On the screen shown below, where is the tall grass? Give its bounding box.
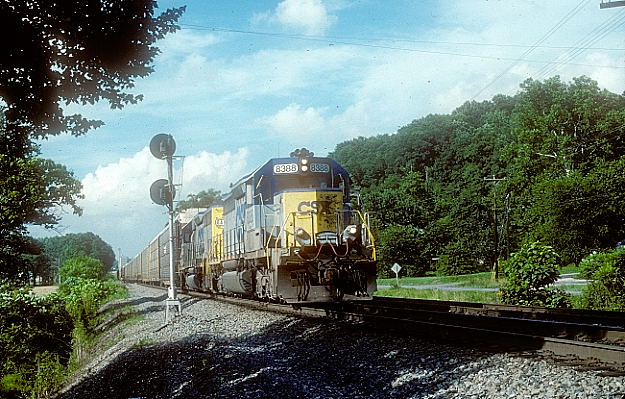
[378,272,500,288]
[374,287,501,303]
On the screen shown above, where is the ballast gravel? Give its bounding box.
[59,284,624,399]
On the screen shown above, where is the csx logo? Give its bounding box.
[297,200,331,215]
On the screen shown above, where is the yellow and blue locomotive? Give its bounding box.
[123,148,377,303]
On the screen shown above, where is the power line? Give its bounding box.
[535,7,625,79]
[470,0,588,100]
[179,24,625,69]
[180,23,625,51]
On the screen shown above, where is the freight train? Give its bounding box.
[121,149,377,303]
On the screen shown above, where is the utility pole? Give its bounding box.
[484,175,506,279]
[600,1,625,8]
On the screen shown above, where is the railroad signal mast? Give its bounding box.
[149,134,181,320]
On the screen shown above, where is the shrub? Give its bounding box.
[376,225,431,277]
[579,251,625,311]
[61,278,124,329]
[436,241,480,276]
[578,248,624,279]
[59,255,105,283]
[0,288,73,398]
[499,241,572,308]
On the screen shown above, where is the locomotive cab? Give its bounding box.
[220,148,377,302]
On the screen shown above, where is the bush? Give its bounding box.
[0,257,126,398]
[436,241,480,276]
[59,255,105,282]
[579,251,625,311]
[578,247,624,279]
[0,288,73,398]
[376,225,431,277]
[499,241,572,308]
[61,278,124,330]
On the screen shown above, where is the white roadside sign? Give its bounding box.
[391,263,401,286]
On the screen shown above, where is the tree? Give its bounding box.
[0,1,184,283]
[503,76,625,262]
[376,224,430,277]
[331,75,624,281]
[175,189,222,213]
[40,232,116,276]
[0,1,185,148]
[0,154,83,284]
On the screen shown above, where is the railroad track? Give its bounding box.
[302,297,625,370]
[151,285,625,370]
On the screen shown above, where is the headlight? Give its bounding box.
[300,158,310,172]
[295,228,312,246]
[342,225,360,243]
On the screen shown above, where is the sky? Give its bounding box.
[31,0,625,261]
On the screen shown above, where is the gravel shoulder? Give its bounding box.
[58,284,624,399]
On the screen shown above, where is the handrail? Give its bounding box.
[354,210,376,261]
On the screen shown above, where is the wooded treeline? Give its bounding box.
[331,76,625,277]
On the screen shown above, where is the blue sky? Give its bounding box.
[32,0,625,260]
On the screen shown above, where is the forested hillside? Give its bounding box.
[331,76,625,277]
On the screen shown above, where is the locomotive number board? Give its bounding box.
[310,163,330,173]
[273,163,299,174]
[273,163,330,174]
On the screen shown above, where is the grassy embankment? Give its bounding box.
[375,267,583,304]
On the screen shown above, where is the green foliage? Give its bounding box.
[436,241,482,276]
[40,232,116,274]
[0,155,82,284]
[376,224,430,277]
[1,1,185,143]
[503,76,625,263]
[332,75,625,297]
[0,1,184,284]
[59,256,125,331]
[579,250,625,311]
[62,278,124,330]
[175,189,222,213]
[499,241,572,308]
[0,256,126,398]
[59,255,106,283]
[578,248,624,279]
[29,352,66,399]
[0,288,73,398]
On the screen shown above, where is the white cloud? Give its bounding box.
[46,147,249,255]
[80,147,248,217]
[276,0,336,35]
[255,0,336,35]
[261,103,326,138]
[179,148,249,197]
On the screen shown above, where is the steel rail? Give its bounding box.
[138,284,625,369]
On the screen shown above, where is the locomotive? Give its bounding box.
[121,148,377,302]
